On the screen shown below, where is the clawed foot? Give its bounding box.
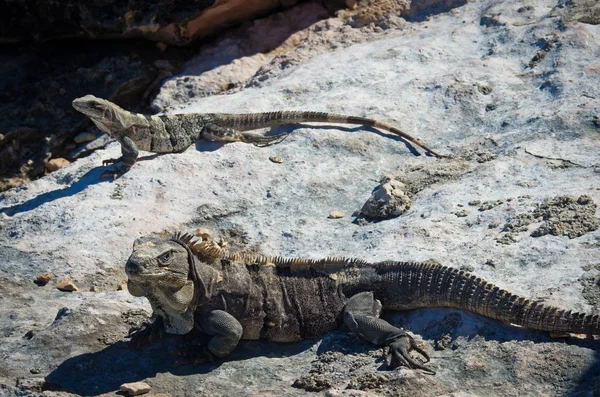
[128,316,164,349]
[102,157,121,166]
[100,158,127,180]
[385,333,435,375]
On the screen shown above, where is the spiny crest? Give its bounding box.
[171,231,224,263]
[228,253,370,276]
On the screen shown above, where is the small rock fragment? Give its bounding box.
[74,131,97,144]
[56,279,78,292]
[34,273,53,286]
[269,156,283,164]
[455,209,469,217]
[120,381,151,396]
[360,177,411,220]
[46,158,70,172]
[328,210,345,219]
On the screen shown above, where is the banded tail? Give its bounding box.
[379,261,600,335]
[208,111,444,158]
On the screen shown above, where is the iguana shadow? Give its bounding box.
[44,333,314,396]
[0,154,154,216]
[0,124,425,217]
[45,308,599,396]
[193,124,426,157]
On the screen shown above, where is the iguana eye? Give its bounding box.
[158,250,172,265]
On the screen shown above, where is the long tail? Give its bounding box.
[378,261,600,335]
[208,111,444,158]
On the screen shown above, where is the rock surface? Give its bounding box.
[0,0,331,46]
[1,0,600,396]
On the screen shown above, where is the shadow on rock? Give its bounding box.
[0,154,159,216]
[44,335,315,396]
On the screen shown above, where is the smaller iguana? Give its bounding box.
[125,232,599,374]
[72,95,444,178]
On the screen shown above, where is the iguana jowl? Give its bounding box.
[125,233,600,374]
[72,95,444,176]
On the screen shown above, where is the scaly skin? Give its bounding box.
[72,95,445,178]
[125,232,599,374]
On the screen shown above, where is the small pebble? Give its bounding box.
[34,273,53,286]
[120,381,151,396]
[56,279,78,292]
[328,210,345,219]
[269,156,283,164]
[455,209,469,217]
[46,158,70,172]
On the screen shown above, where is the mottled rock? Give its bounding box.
[2,0,330,46]
[360,177,411,220]
[16,377,45,392]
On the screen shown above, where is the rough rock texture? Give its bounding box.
[1,0,600,396]
[360,161,470,220]
[0,0,327,46]
[0,44,175,192]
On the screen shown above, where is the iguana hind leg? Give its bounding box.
[343,292,434,374]
[202,124,288,146]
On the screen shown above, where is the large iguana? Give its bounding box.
[125,233,599,374]
[72,95,444,177]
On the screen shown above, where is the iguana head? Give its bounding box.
[72,95,131,136]
[126,235,214,334]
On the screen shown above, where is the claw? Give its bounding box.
[386,334,435,375]
[100,162,128,181]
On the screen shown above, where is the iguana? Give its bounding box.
[72,95,444,177]
[125,232,599,374]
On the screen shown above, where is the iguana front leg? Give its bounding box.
[202,124,289,146]
[343,292,434,374]
[101,136,139,179]
[128,314,165,348]
[197,308,243,358]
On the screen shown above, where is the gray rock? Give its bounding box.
[1,0,600,395]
